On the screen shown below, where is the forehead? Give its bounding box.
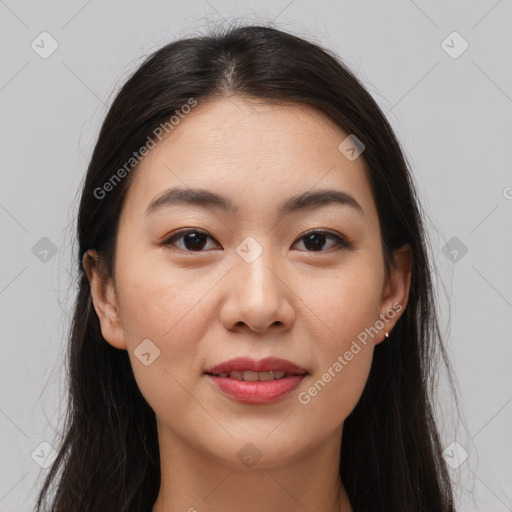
[152,97,351,169]
[122,97,378,227]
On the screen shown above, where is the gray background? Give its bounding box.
[1,1,511,510]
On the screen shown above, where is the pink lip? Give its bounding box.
[204,357,308,404]
[205,374,307,404]
[204,357,307,375]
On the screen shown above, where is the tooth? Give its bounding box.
[242,371,259,382]
[223,370,290,381]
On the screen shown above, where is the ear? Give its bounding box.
[375,243,413,345]
[82,250,127,350]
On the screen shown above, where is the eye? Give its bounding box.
[161,229,219,252]
[160,228,354,253]
[292,230,354,252]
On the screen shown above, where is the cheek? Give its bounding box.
[115,264,213,425]
[298,257,383,348]
[291,262,381,421]
[113,252,221,396]
[295,330,374,437]
[115,248,218,344]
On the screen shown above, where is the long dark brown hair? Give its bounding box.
[35,22,459,511]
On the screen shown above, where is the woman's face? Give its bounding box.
[86,96,411,469]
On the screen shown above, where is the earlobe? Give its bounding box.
[376,243,413,344]
[82,250,127,350]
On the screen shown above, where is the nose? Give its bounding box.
[219,244,295,334]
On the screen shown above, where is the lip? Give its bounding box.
[204,357,308,404]
[204,357,307,375]
[205,374,307,404]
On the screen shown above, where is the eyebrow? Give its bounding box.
[145,186,364,218]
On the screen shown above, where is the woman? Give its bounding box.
[35,23,458,512]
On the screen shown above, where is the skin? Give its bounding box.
[84,96,412,512]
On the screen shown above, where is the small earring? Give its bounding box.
[384,332,389,338]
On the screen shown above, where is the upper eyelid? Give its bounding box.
[165,227,344,239]
[163,228,351,247]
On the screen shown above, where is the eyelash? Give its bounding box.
[160,228,355,253]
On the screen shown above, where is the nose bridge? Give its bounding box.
[222,235,293,332]
[236,236,281,302]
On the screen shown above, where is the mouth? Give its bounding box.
[205,369,305,381]
[204,357,309,404]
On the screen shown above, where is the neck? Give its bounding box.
[151,422,353,512]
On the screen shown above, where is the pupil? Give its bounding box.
[304,233,326,251]
[184,233,206,251]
